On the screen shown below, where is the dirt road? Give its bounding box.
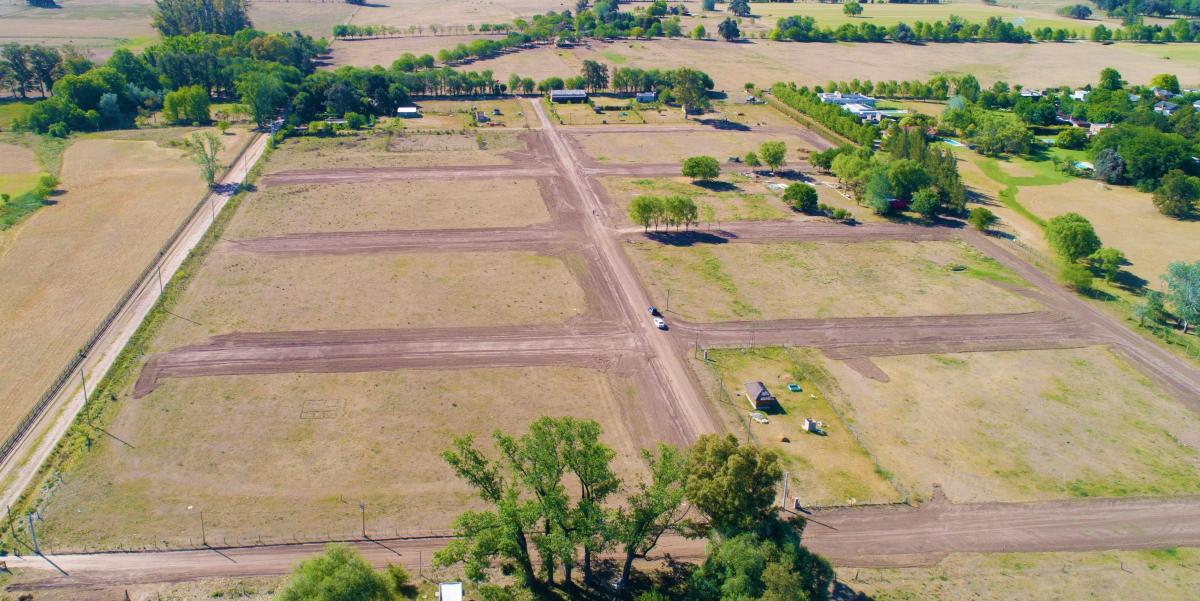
[0,133,270,517]
[259,165,557,186]
[228,225,566,254]
[10,495,1200,587]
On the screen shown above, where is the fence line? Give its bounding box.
[0,134,260,468]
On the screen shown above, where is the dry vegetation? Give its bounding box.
[0,0,157,58]
[571,129,818,164]
[694,346,899,506]
[227,178,551,238]
[837,547,1200,601]
[823,347,1200,503]
[601,176,792,225]
[0,127,251,441]
[265,130,524,171]
[148,249,589,351]
[0,143,41,199]
[406,99,534,129]
[36,366,652,548]
[625,239,1040,321]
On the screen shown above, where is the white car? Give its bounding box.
[750,412,769,425]
[653,316,668,330]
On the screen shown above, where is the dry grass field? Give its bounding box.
[265,130,523,171]
[0,0,157,58]
[36,366,652,548]
[0,126,251,442]
[601,176,792,225]
[407,98,534,129]
[3,575,286,601]
[573,130,818,164]
[730,0,1103,32]
[0,143,40,199]
[248,1,356,38]
[226,179,550,238]
[625,239,1040,321]
[403,38,1200,94]
[823,347,1200,503]
[838,547,1200,601]
[148,250,588,351]
[696,347,899,506]
[345,0,570,29]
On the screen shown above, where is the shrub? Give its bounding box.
[1055,127,1087,150]
[345,111,367,129]
[968,206,998,230]
[1060,261,1094,292]
[162,85,211,125]
[682,155,720,180]
[782,182,818,213]
[1046,212,1101,262]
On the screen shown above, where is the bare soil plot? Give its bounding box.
[35,366,653,548]
[624,239,1041,322]
[694,347,899,506]
[0,130,241,441]
[249,1,355,38]
[4,575,284,601]
[600,176,791,225]
[822,347,1200,503]
[436,38,1200,93]
[837,548,1200,601]
[571,129,819,164]
[550,101,644,126]
[149,249,590,351]
[264,130,523,171]
[225,178,551,238]
[0,143,40,199]
[1019,179,1200,285]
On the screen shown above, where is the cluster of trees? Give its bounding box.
[1089,18,1200,42]
[771,83,879,147]
[941,101,1036,156]
[628,194,700,231]
[768,14,1044,43]
[1091,0,1200,18]
[0,44,94,99]
[331,24,405,39]
[1044,212,1133,291]
[14,30,323,135]
[151,0,251,36]
[430,417,834,599]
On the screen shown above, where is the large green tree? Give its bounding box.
[236,71,287,128]
[276,544,391,601]
[152,0,252,36]
[718,18,741,41]
[682,155,721,181]
[185,131,223,186]
[671,67,711,116]
[1163,261,1200,333]
[1153,169,1200,218]
[163,84,210,124]
[684,434,782,537]
[1046,212,1102,262]
[759,141,787,173]
[613,444,689,590]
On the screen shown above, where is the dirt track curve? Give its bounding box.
[9,495,1200,587]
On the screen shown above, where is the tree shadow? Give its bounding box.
[645,230,730,246]
[694,180,738,192]
[696,118,750,131]
[1112,269,1149,291]
[832,580,876,601]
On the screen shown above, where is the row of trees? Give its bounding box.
[151,0,251,36]
[769,14,1039,43]
[628,194,700,231]
[0,44,92,99]
[771,83,879,147]
[429,417,834,599]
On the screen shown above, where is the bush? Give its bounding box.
[1055,127,1087,150]
[782,182,818,213]
[345,111,367,129]
[1046,212,1101,262]
[744,151,760,167]
[968,206,998,230]
[1060,261,1094,292]
[162,85,211,125]
[910,187,940,219]
[681,155,720,180]
[1153,170,1200,218]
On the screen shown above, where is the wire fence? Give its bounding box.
[0,134,260,469]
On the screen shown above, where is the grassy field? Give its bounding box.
[601,176,792,225]
[838,547,1200,601]
[36,366,653,548]
[227,178,551,238]
[736,1,1096,32]
[822,347,1200,503]
[0,100,33,129]
[0,143,40,199]
[0,126,252,443]
[5,574,286,601]
[249,0,356,38]
[405,98,534,129]
[697,347,899,506]
[148,249,589,351]
[266,130,524,171]
[571,129,819,164]
[625,239,1040,321]
[0,0,158,59]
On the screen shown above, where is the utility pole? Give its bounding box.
[359,501,366,539]
[781,472,790,508]
[6,505,16,557]
[200,510,207,546]
[79,368,89,402]
[26,513,38,555]
[157,264,164,295]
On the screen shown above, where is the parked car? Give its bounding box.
[750,412,769,425]
[653,316,668,330]
[648,306,660,316]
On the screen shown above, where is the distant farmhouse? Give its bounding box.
[550,89,588,103]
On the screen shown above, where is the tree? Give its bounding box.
[1098,67,1124,91]
[843,1,863,17]
[744,151,760,167]
[865,168,894,215]
[345,111,367,129]
[671,68,711,116]
[691,24,707,39]
[885,159,930,201]
[1,44,33,98]
[1046,212,1102,262]
[629,195,662,231]
[718,18,741,41]
[613,444,689,590]
[1163,261,1200,332]
[152,0,252,36]
[558,418,620,583]
[728,0,750,17]
[186,131,223,187]
[968,206,998,231]
[1150,73,1181,94]
[1133,290,1168,326]
[1094,147,1125,184]
[276,544,390,601]
[666,194,699,229]
[682,155,720,181]
[1153,170,1200,218]
[783,183,818,213]
[758,141,786,173]
[581,60,609,91]
[236,71,287,128]
[685,434,782,537]
[1056,127,1087,150]
[1060,261,1094,292]
[910,187,941,219]
[162,84,210,124]
[1060,3,1093,19]
[688,531,833,601]
[1089,247,1125,282]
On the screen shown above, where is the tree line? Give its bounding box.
[0,44,93,99]
[770,83,879,147]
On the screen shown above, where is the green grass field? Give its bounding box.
[0,100,33,129]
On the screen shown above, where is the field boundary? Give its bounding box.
[764,94,857,148]
[0,132,259,467]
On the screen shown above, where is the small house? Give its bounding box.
[636,91,657,103]
[475,111,490,123]
[396,106,420,118]
[438,583,463,601]
[802,418,820,433]
[1153,87,1178,100]
[550,89,588,103]
[1088,122,1112,137]
[1019,88,1042,98]
[744,382,776,411]
[1071,89,1089,102]
[1154,101,1179,116]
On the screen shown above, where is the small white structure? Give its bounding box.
[1071,89,1090,102]
[1019,88,1042,98]
[1088,122,1113,137]
[439,582,464,601]
[396,106,420,118]
[802,418,820,433]
[817,91,876,107]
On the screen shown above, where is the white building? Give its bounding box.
[818,91,877,107]
[1071,89,1090,102]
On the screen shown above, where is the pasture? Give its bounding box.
[600,176,792,225]
[570,129,818,164]
[265,130,526,171]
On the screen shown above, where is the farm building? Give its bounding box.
[1154,101,1179,116]
[744,382,777,410]
[636,91,657,103]
[551,89,588,103]
[396,106,420,118]
[817,91,876,107]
